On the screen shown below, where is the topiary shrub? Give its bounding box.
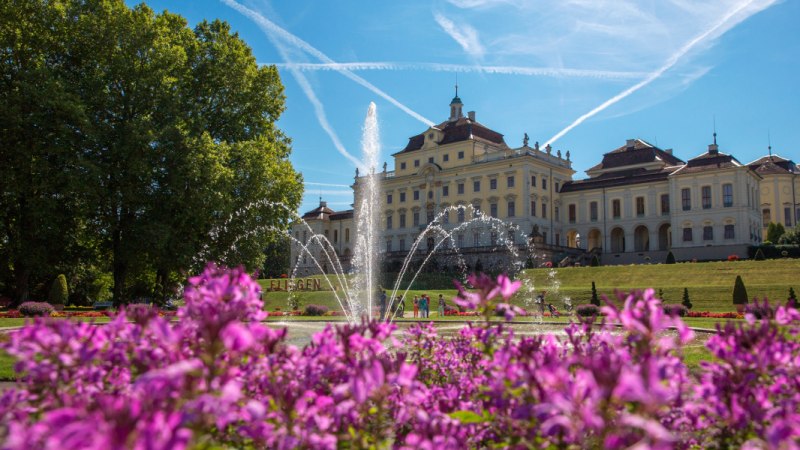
[733,275,748,312]
[48,274,68,305]
[590,255,600,267]
[754,248,765,261]
[663,304,688,317]
[19,302,55,317]
[303,304,329,316]
[575,304,600,318]
[682,287,693,310]
[665,251,676,264]
[788,287,797,309]
[590,281,600,306]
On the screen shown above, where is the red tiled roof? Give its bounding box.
[587,139,684,172]
[396,117,505,154]
[560,167,675,192]
[747,154,797,174]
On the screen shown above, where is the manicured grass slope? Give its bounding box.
[519,260,800,312]
[260,260,800,313]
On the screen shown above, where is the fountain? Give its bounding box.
[202,102,561,324]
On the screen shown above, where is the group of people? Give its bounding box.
[376,291,448,320]
[411,294,446,318]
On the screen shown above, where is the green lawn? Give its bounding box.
[260,259,800,313]
[519,259,800,312]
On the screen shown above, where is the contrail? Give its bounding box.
[303,189,354,196]
[544,0,776,147]
[273,62,646,80]
[305,182,352,188]
[220,0,435,128]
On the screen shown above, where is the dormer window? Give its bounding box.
[428,132,434,140]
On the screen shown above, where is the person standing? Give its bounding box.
[413,295,419,318]
[379,290,387,321]
[419,295,428,319]
[438,294,446,317]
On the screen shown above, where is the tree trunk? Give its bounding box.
[112,225,127,307]
[13,264,31,307]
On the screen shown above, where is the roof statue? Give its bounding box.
[523,133,529,147]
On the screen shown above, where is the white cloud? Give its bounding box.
[434,13,486,59]
[544,0,780,146]
[273,62,645,80]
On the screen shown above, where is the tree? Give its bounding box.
[733,275,748,307]
[262,235,292,279]
[590,281,600,306]
[754,248,766,261]
[1,1,302,305]
[666,251,676,264]
[48,274,69,306]
[682,288,693,310]
[766,222,786,244]
[778,225,800,245]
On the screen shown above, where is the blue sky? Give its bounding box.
[132,0,799,214]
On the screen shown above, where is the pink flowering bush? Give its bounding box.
[1,266,800,448]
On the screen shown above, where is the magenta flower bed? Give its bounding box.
[1,266,799,449]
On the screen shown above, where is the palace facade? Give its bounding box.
[291,94,799,273]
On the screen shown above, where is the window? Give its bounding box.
[334,230,338,243]
[399,239,406,251]
[473,180,481,192]
[458,151,464,159]
[681,188,691,211]
[507,201,515,217]
[345,228,350,242]
[428,157,434,164]
[682,227,693,242]
[762,208,771,224]
[568,204,576,223]
[413,212,420,226]
[702,186,712,209]
[387,194,392,204]
[554,182,559,191]
[414,160,420,167]
[724,224,735,239]
[413,190,420,201]
[473,204,481,216]
[399,214,406,228]
[554,206,560,222]
[490,203,498,218]
[386,216,393,230]
[490,232,498,246]
[785,207,792,227]
[457,234,464,247]
[473,232,480,247]
[386,239,392,252]
[400,192,406,202]
[703,225,713,241]
[542,203,547,218]
[457,209,465,223]
[400,162,406,170]
[507,176,515,188]
[661,194,670,215]
[443,154,449,162]
[426,209,434,223]
[442,212,449,224]
[590,202,598,222]
[636,197,645,216]
[612,199,621,219]
[490,179,497,190]
[302,231,307,245]
[442,185,449,197]
[723,184,733,207]
[457,183,465,195]
[531,200,537,217]
[428,191,433,200]
[542,178,547,190]
[531,175,537,188]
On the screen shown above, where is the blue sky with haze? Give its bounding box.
[130,0,799,214]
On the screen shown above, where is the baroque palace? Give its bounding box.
[291,93,799,274]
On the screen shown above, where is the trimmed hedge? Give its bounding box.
[19,302,55,317]
[575,304,600,317]
[663,304,688,317]
[303,304,329,316]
